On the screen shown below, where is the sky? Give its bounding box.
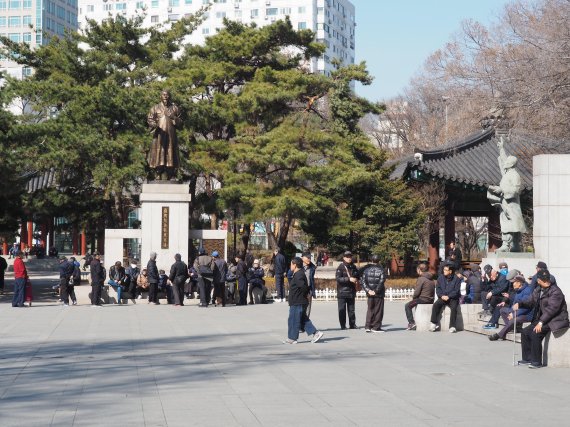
[352,0,514,102]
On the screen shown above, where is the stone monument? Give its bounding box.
[486,136,527,252]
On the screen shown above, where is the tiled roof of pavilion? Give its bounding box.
[389,128,570,190]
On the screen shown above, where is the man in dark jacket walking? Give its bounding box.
[301,253,316,317]
[405,263,435,330]
[273,247,287,302]
[335,251,360,330]
[58,256,74,306]
[90,253,105,307]
[429,263,462,332]
[514,270,569,368]
[147,252,159,303]
[283,257,323,344]
[361,255,386,333]
[169,253,188,306]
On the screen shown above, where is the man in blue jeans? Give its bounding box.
[283,257,323,344]
[12,252,27,307]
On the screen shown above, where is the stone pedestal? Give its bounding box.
[481,252,539,279]
[140,182,191,272]
[534,155,570,296]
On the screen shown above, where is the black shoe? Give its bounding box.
[528,363,543,369]
[488,333,500,341]
[518,360,532,365]
[340,326,347,330]
[349,325,358,329]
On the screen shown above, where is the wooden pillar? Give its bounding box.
[27,221,33,248]
[72,225,79,255]
[2,241,8,255]
[81,230,87,255]
[40,222,47,248]
[444,202,455,247]
[20,222,28,252]
[428,217,440,274]
[488,209,501,252]
[48,218,55,252]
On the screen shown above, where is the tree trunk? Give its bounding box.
[277,213,292,249]
[210,212,218,230]
[241,223,251,255]
[265,220,278,250]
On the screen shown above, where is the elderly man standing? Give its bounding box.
[90,253,105,307]
[361,255,387,333]
[514,270,569,368]
[169,253,188,307]
[272,247,287,303]
[147,252,159,303]
[335,251,360,330]
[12,251,28,307]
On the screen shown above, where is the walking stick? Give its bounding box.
[512,308,517,367]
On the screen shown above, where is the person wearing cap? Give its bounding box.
[488,273,533,341]
[212,251,228,307]
[529,261,556,290]
[405,263,435,330]
[301,253,316,317]
[483,265,509,325]
[513,269,569,368]
[169,253,188,306]
[89,253,105,306]
[429,262,462,332]
[335,250,360,329]
[58,256,74,306]
[247,258,266,304]
[272,247,287,303]
[283,257,324,344]
[360,255,387,333]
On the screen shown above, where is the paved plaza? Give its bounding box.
[1,272,570,426]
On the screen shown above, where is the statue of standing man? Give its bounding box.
[147,90,181,180]
[487,136,528,252]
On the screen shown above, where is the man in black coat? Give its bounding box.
[283,257,323,344]
[169,253,188,306]
[272,247,287,303]
[360,255,386,333]
[89,253,105,306]
[58,256,74,306]
[147,252,159,303]
[335,251,360,330]
[429,263,462,332]
[0,254,7,295]
[514,269,569,368]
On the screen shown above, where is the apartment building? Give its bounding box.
[78,0,355,76]
[0,0,79,79]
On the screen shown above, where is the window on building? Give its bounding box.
[136,1,145,8]
[22,31,31,43]
[250,9,258,18]
[280,7,291,14]
[265,7,277,16]
[202,27,209,34]
[169,0,180,6]
[104,3,113,11]
[215,11,225,18]
[168,14,180,21]
[202,0,209,4]
[0,0,6,10]
[116,3,127,11]
[23,0,30,8]
[185,0,192,4]
[8,32,20,42]
[35,33,41,44]
[8,16,20,27]
[22,66,32,77]
[0,17,5,27]
[9,0,20,9]
[298,6,306,13]
[297,22,306,30]
[234,9,241,17]
[151,0,158,8]
[151,15,159,23]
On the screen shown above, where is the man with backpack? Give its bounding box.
[360,255,387,333]
[194,248,217,307]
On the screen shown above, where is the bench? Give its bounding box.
[414,303,482,332]
[73,284,110,305]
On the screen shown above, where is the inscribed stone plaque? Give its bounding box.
[161,207,169,249]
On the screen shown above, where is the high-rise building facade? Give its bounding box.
[78,0,355,76]
[0,0,79,79]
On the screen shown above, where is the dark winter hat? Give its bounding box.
[343,251,353,258]
[470,263,480,272]
[513,274,526,283]
[198,247,206,256]
[536,269,551,282]
[536,261,548,269]
[59,256,67,261]
[483,264,493,275]
[499,262,508,269]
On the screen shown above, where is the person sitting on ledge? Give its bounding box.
[488,272,533,341]
[514,269,569,369]
[108,261,127,304]
[404,263,435,331]
[429,263,461,333]
[484,269,520,330]
[482,265,509,328]
[529,261,556,290]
